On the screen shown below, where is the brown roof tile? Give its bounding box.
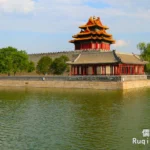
[67,50,147,65]
[68,51,118,64]
[115,52,147,64]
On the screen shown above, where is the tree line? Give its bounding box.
[137,42,150,73]
[0,44,150,75]
[36,55,69,75]
[0,47,35,76]
[0,46,69,76]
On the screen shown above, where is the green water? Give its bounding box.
[0,87,150,150]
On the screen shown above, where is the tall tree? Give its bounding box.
[137,42,150,73]
[36,56,52,75]
[137,42,150,61]
[51,55,69,75]
[0,47,29,76]
[28,61,35,73]
[12,50,29,75]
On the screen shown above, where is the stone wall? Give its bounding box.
[0,80,122,90]
[0,80,150,90]
[28,49,109,64]
[122,80,150,89]
[29,51,81,64]
[121,75,147,81]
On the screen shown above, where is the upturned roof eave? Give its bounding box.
[67,61,118,65]
[79,25,109,30]
[120,61,148,65]
[72,32,112,37]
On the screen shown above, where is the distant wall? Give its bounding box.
[28,49,109,64]
[29,51,81,64]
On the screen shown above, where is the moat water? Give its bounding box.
[0,87,150,150]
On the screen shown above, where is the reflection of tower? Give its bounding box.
[69,16,115,51]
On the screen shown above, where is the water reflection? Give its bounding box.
[0,87,150,150]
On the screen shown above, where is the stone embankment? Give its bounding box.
[0,78,149,90]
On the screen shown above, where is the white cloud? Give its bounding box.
[0,0,149,53]
[112,40,129,48]
[0,0,35,13]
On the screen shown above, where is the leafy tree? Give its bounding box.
[137,42,150,73]
[0,46,29,76]
[12,50,29,75]
[36,56,52,75]
[51,55,69,75]
[28,61,35,73]
[137,42,150,60]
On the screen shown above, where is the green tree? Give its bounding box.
[137,42,150,73]
[0,46,29,76]
[51,55,69,75]
[28,61,35,73]
[12,50,29,75]
[36,56,52,75]
[137,42,150,61]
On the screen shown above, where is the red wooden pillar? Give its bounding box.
[118,64,121,75]
[117,65,120,75]
[101,43,103,49]
[114,66,116,75]
[102,66,103,75]
[142,66,144,74]
[103,43,105,49]
[106,44,108,50]
[124,65,126,74]
[137,65,139,74]
[100,43,102,49]
[128,65,130,75]
[139,65,141,74]
[73,66,75,75]
[108,44,110,50]
[92,65,94,75]
[77,66,79,75]
[95,65,97,75]
[83,43,84,50]
[133,65,135,74]
[71,66,74,75]
[75,66,77,75]
[102,66,105,75]
[132,66,134,74]
[115,66,117,75]
[96,42,98,49]
[83,66,85,75]
[86,66,88,75]
[74,66,76,75]
[114,66,117,75]
[72,66,74,75]
[80,65,83,75]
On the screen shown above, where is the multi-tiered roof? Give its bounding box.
[69,16,115,50]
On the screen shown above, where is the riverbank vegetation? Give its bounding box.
[137,42,150,73]
[0,47,35,76]
[0,46,69,76]
[36,55,69,75]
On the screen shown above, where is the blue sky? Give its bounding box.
[0,0,150,54]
